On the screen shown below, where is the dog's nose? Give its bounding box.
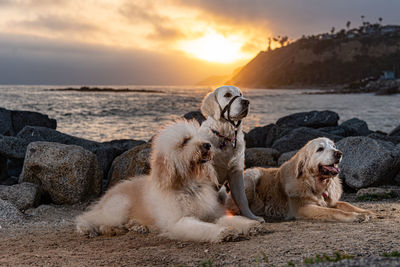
[334,150,343,160]
[202,143,211,151]
[241,99,249,107]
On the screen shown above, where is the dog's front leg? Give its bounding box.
[228,170,265,223]
[335,201,374,215]
[296,204,368,222]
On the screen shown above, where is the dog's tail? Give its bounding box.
[244,168,262,196]
[75,210,101,235]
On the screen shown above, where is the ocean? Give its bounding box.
[0,85,399,142]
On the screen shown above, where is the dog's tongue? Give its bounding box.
[323,165,340,174]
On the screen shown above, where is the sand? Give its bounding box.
[0,195,399,267]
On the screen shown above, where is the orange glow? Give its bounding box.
[225,209,234,217]
[179,29,250,63]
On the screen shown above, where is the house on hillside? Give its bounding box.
[381,25,400,34]
[381,71,396,80]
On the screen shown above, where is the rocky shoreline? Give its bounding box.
[1,107,400,225]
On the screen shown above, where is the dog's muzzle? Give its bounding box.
[221,95,247,128]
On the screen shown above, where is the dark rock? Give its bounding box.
[0,135,30,159]
[0,182,40,211]
[276,110,339,128]
[318,126,347,137]
[277,150,298,166]
[16,126,145,181]
[107,143,152,188]
[340,118,371,136]
[336,137,400,189]
[245,124,288,148]
[183,111,206,125]
[368,132,400,145]
[0,107,56,136]
[271,127,342,153]
[19,142,103,204]
[0,199,24,224]
[389,125,400,136]
[0,155,6,181]
[245,148,280,168]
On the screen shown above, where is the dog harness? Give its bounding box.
[213,95,242,149]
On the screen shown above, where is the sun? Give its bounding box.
[179,30,249,63]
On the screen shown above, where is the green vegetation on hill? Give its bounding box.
[227,23,400,88]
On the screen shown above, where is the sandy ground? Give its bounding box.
[0,194,399,267]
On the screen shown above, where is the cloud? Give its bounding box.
[0,33,236,85]
[173,0,400,37]
[11,14,99,32]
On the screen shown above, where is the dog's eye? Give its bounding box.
[182,137,191,146]
[224,92,232,98]
[317,147,324,152]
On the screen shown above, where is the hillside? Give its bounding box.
[227,25,400,88]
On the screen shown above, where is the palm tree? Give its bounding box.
[346,21,351,30]
[361,15,365,23]
[378,17,383,25]
[330,27,335,34]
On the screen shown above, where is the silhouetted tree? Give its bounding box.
[267,37,272,51]
[378,17,383,24]
[361,15,365,23]
[346,21,351,30]
[330,27,335,34]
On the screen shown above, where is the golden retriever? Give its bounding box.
[225,137,373,222]
[76,120,260,242]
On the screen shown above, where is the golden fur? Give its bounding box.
[76,120,260,242]
[227,137,373,222]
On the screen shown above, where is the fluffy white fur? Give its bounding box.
[76,120,259,242]
[225,137,373,222]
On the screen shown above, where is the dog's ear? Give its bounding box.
[201,92,221,119]
[150,152,178,189]
[294,153,307,179]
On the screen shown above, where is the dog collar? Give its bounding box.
[322,192,328,199]
[211,129,237,149]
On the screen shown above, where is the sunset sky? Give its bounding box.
[0,0,399,85]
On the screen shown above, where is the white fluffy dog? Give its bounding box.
[76,120,259,242]
[225,137,373,222]
[200,85,263,222]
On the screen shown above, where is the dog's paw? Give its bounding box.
[247,224,270,236]
[99,225,128,236]
[218,227,246,242]
[129,224,149,234]
[354,213,370,223]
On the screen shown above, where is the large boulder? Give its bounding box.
[0,199,24,224]
[336,137,400,189]
[183,110,206,125]
[368,132,400,145]
[0,135,30,159]
[389,125,400,136]
[245,148,280,168]
[0,107,56,136]
[277,150,298,166]
[271,127,342,153]
[276,110,339,129]
[16,126,145,179]
[107,142,152,188]
[0,182,40,211]
[340,118,371,136]
[19,142,103,204]
[245,124,288,148]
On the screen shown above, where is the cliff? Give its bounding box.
[227,25,400,88]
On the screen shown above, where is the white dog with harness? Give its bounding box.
[200,85,264,223]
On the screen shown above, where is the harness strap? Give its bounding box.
[221,96,242,128]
